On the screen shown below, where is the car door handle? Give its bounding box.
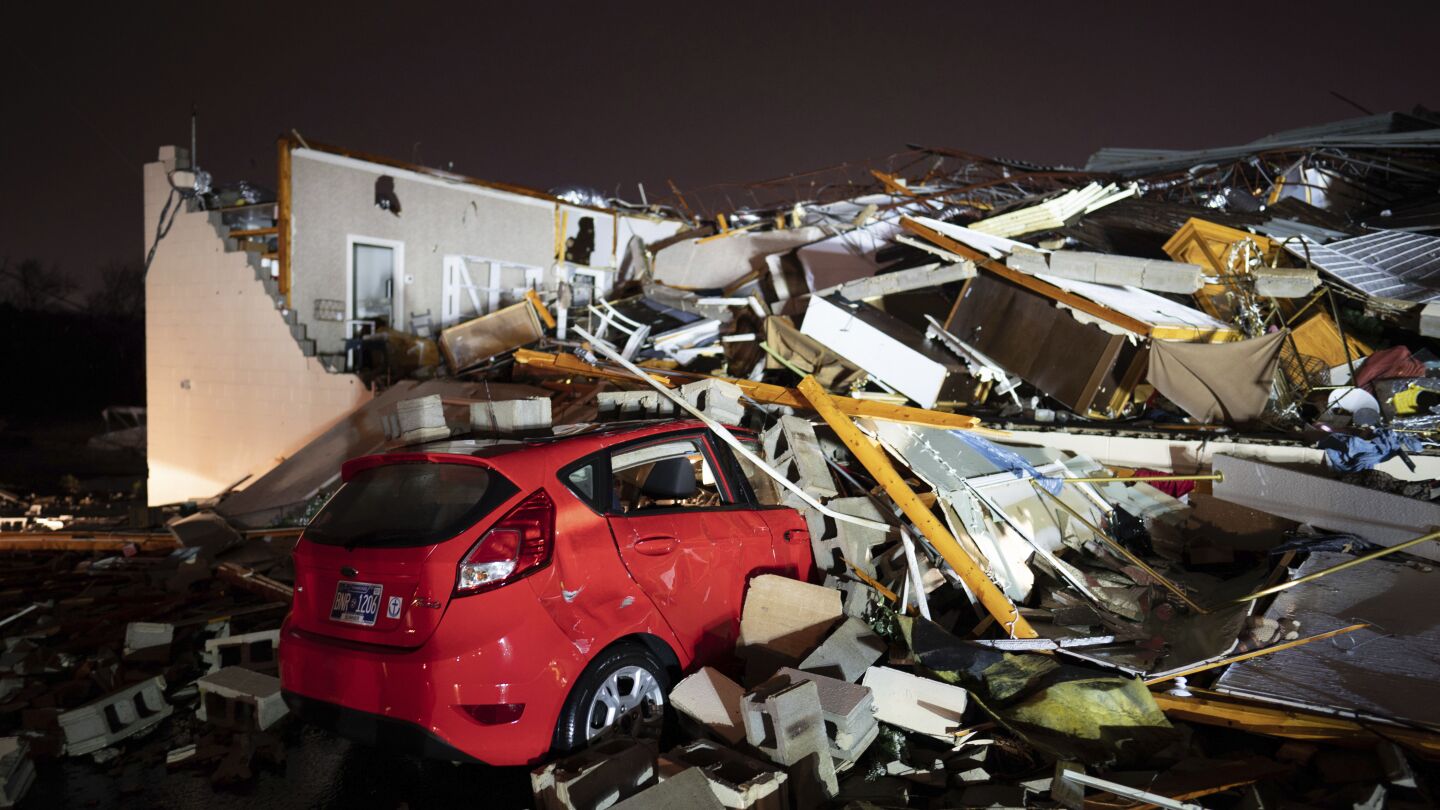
[635,536,678,556]
[785,529,809,543]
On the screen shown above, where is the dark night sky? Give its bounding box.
[4,1,1439,294]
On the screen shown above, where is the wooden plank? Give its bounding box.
[525,289,557,329]
[228,227,279,239]
[512,349,989,432]
[1152,689,1440,758]
[0,533,179,552]
[901,218,1155,337]
[796,376,1036,638]
[276,137,293,307]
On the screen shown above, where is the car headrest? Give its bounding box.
[640,457,697,500]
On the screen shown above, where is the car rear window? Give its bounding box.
[304,462,519,548]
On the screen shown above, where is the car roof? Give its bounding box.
[362,418,756,467]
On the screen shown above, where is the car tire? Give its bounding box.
[552,642,669,753]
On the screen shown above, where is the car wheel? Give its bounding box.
[553,643,668,752]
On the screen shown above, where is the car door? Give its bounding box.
[604,432,767,663]
[727,436,816,580]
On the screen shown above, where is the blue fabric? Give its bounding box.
[949,430,1064,494]
[1320,429,1423,473]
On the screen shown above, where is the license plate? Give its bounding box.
[330,581,383,626]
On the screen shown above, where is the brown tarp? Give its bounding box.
[1147,330,1287,424]
[764,316,864,390]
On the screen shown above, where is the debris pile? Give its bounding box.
[8,108,1440,806]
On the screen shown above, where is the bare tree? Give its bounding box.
[87,261,145,320]
[0,257,80,311]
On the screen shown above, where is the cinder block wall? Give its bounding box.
[143,147,370,506]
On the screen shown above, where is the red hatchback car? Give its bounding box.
[280,419,813,765]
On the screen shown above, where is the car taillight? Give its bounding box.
[455,489,554,596]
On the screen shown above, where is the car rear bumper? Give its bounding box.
[283,690,480,763]
[279,592,581,766]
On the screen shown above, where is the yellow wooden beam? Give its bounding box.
[1152,689,1440,758]
[796,375,1036,638]
[525,289,556,329]
[512,349,993,433]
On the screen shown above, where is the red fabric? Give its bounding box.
[1133,468,1196,498]
[1355,345,1426,392]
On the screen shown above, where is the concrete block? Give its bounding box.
[798,617,886,684]
[739,679,837,805]
[1005,248,1050,275]
[58,676,174,756]
[832,261,975,301]
[470,398,552,433]
[860,666,968,740]
[815,497,889,576]
[762,416,837,499]
[738,576,844,684]
[1042,250,1205,294]
[767,668,878,763]
[123,622,174,656]
[1422,301,1440,339]
[1252,267,1320,298]
[611,766,724,810]
[196,666,287,731]
[0,738,34,808]
[670,667,746,745]
[202,628,279,674]
[531,737,658,810]
[679,378,745,425]
[597,390,676,419]
[659,740,787,810]
[396,394,449,442]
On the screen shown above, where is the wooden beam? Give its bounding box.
[1152,689,1440,759]
[276,137,293,307]
[900,217,1155,337]
[227,227,279,239]
[796,375,1036,638]
[525,289,557,329]
[512,349,990,432]
[0,533,179,552]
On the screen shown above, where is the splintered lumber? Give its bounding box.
[0,532,180,552]
[1152,689,1440,759]
[796,375,1036,639]
[513,349,988,432]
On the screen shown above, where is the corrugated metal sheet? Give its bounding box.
[1285,230,1440,302]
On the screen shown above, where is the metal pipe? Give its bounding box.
[1029,481,1208,614]
[1232,529,1440,605]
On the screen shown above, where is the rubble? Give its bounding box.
[10,106,1440,806]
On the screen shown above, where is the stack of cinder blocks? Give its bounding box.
[203,629,280,674]
[196,667,288,731]
[470,398,552,433]
[597,391,676,420]
[679,378,745,425]
[393,395,449,443]
[755,668,878,765]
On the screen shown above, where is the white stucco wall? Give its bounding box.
[288,149,684,354]
[144,146,371,505]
